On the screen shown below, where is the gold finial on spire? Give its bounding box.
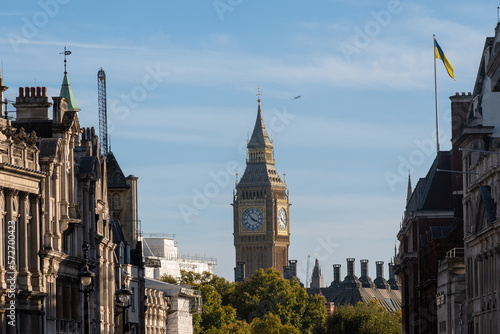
[257,86,262,107]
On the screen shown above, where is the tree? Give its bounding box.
[229,268,326,332]
[160,269,328,333]
[250,313,301,334]
[326,300,402,334]
[159,274,177,284]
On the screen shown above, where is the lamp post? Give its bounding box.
[79,242,94,334]
[116,271,133,334]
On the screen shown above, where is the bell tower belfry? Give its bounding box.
[233,89,290,280]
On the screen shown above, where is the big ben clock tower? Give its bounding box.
[233,89,290,279]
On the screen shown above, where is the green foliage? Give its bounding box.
[326,300,402,334]
[157,269,401,334]
[250,313,301,334]
[158,274,177,284]
[229,268,327,332]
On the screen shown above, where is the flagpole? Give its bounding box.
[433,34,440,153]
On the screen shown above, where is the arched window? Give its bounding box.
[113,193,120,210]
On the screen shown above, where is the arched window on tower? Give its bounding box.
[113,193,120,210]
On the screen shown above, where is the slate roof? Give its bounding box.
[406,151,453,214]
[111,219,126,244]
[39,138,59,159]
[77,156,98,176]
[13,120,53,138]
[309,285,402,313]
[107,151,129,189]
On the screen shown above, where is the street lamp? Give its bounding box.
[79,242,94,334]
[116,271,133,334]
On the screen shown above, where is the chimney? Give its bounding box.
[387,262,399,290]
[359,259,374,288]
[234,262,245,282]
[51,96,68,124]
[333,264,341,284]
[374,261,389,289]
[289,260,297,278]
[0,69,7,117]
[342,258,361,288]
[13,86,52,121]
[347,258,355,276]
[360,259,368,277]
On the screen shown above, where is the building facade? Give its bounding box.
[233,92,290,279]
[455,25,500,334]
[0,65,200,334]
[0,68,117,333]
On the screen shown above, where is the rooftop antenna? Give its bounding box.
[59,46,71,74]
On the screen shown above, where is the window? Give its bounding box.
[113,193,120,210]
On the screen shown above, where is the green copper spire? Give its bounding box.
[59,46,79,110]
[60,72,79,110]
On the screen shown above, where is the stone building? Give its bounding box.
[0,67,116,333]
[144,277,201,334]
[310,258,323,290]
[453,23,500,333]
[233,91,290,279]
[0,63,204,334]
[308,258,401,313]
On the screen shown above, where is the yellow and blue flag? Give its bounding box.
[434,39,455,80]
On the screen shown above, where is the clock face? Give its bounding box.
[278,207,287,231]
[242,207,264,231]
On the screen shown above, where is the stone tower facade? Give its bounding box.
[233,92,290,279]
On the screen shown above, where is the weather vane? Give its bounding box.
[257,87,262,106]
[59,46,72,74]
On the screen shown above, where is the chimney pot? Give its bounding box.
[347,258,355,276]
[25,87,29,97]
[376,261,384,278]
[333,264,341,283]
[31,87,35,97]
[462,92,465,96]
[36,86,41,97]
[360,259,369,277]
[455,92,459,96]
[42,87,47,97]
[19,87,24,97]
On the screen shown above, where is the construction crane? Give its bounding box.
[97,68,108,156]
[306,255,311,288]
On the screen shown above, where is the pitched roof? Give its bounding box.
[106,151,129,189]
[406,151,453,213]
[248,103,272,148]
[309,285,402,313]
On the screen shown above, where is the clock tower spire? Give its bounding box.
[233,89,290,280]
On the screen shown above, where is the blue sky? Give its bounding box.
[0,0,497,283]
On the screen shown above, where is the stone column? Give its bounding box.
[29,194,42,290]
[0,187,5,288]
[18,192,31,290]
[4,189,18,334]
[53,164,61,251]
[82,180,90,245]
